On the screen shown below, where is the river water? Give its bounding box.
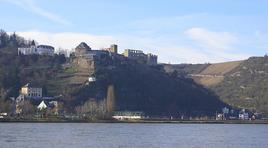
[0,123,267,148]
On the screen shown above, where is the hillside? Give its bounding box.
[91,62,227,116]
[0,30,227,116]
[0,45,66,99]
[212,57,268,114]
[0,48,227,116]
[165,57,268,115]
[57,53,227,116]
[163,61,242,87]
[199,61,242,75]
[163,63,210,76]
[194,61,243,87]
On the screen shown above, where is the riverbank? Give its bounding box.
[1,118,268,124]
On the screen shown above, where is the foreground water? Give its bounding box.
[0,123,267,148]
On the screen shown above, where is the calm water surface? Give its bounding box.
[0,123,267,148]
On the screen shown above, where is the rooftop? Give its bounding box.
[76,42,91,50]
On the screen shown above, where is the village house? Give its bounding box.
[37,100,47,110]
[14,83,62,116]
[37,100,60,115]
[216,113,225,120]
[0,112,8,119]
[88,76,96,82]
[215,107,237,120]
[239,109,249,120]
[18,40,54,56]
[20,83,42,99]
[14,83,42,115]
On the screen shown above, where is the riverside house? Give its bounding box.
[112,111,144,120]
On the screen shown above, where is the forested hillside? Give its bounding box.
[0,29,227,116]
[90,62,227,116]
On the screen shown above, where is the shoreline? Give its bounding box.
[1,119,268,124]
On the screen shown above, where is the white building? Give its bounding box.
[20,83,42,99]
[18,42,54,56]
[239,112,249,120]
[0,112,7,119]
[112,111,144,120]
[239,109,249,120]
[88,76,96,82]
[216,113,224,120]
[37,101,47,110]
[222,107,229,114]
[18,44,37,55]
[36,45,55,55]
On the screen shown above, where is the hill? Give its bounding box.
[165,57,268,115]
[163,63,210,75]
[0,30,227,116]
[163,61,242,87]
[212,57,268,114]
[55,51,227,116]
[91,61,227,116]
[193,61,243,87]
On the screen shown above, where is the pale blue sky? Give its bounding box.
[1,0,268,63]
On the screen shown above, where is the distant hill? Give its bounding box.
[212,57,268,114]
[194,61,243,87]
[165,57,268,115]
[163,61,242,87]
[199,61,242,75]
[163,63,210,76]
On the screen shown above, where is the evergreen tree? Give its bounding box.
[106,85,115,117]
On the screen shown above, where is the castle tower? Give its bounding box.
[110,44,118,54]
[75,42,91,56]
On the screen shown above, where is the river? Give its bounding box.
[0,123,267,148]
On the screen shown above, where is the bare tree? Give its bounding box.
[23,100,35,115]
[0,99,11,113]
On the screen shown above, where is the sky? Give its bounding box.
[0,0,268,64]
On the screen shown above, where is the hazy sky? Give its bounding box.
[1,0,268,63]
